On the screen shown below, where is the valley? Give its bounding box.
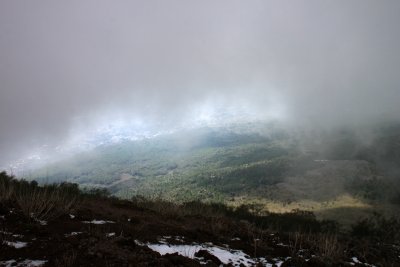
[27,122,400,226]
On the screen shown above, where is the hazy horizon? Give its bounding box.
[1,0,400,166]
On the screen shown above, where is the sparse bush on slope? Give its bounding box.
[0,171,80,222]
[15,183,79,222]
[0,171,14,203]
[351,212,400,243]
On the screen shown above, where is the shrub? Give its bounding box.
[0,172,80,222]
[0,171,14,204]
[227,207,338,233]
[15,183,79,222]
[131,195,183,218]
[82,187,111,198]
[288,232,344,262]
[351,213,400,243]
[54,250,77,267]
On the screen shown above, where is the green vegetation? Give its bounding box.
[27,122,400,225]
[31,128,292,202]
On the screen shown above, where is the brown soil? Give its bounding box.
[0,197,397,266]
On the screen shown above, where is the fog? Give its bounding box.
[1,0,400,165]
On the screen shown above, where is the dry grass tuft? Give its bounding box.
[0,171,14,203]
[288,231,344,261]
[15,185,79,222]
[1,171,80,222]
[54,250,77,267]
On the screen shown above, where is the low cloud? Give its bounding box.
[1,0,400,163]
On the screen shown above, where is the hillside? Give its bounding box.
[28,123,400,225]
[1,172,400,266]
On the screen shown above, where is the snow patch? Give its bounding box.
[134,240,145,246]
[12,234,24,238]
[82,220,115,224]
[4,241,28,249]
[146,243,278,267]
[351,257,377,267]
[65,232,83,237]
[206,245,255,266]
[136,239,290,266]
[0,230,24,238]
[0,259,47,267]
[35,219,47,226]
[38,220,47,226]
[29,213,47,225]
[147,244,197,257]
[258,257,286,267]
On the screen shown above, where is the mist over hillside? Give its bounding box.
[1,1,400,265]
[1,0,400,166]
[19,120,398,226]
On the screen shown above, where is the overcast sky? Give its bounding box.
[1,0,400,163]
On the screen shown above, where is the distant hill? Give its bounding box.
[25,122,400,225]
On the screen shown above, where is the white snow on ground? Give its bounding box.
[272,258,287,267]
[106,232,116,237]
[145,242,285,267]
[0,259,47,267]
[351,257,377,267]
[69,214,75,219]
[35,219,47,226]
[134,240,145,246]
[1,230,24,238]
[12,234,24,238]
[257,257,285,267]
[0,260,16,267]
[82,220,115,224]
[30,214,47,225]
[147,244,202,259]
[4,241,28,249]
[65,232,83,237]
[206,246,255,266]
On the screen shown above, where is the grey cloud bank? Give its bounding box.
[1,0,400,163]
